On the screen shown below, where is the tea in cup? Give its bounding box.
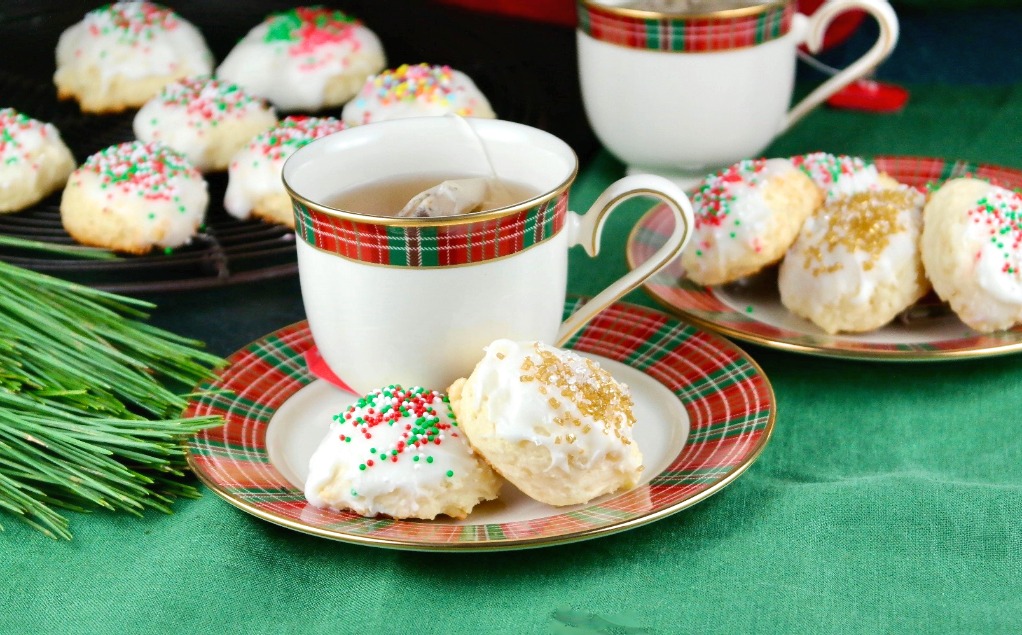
[577,0,899,188]
[282,116,695,395]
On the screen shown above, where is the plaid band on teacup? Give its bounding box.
[577,1,796,52]
[293,192,568,267]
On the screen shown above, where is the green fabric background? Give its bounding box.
[6,16,1022,635]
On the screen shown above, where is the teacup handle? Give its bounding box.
[783,0,900,131]
[555,174,694,346]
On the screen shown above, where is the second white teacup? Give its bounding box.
[577,0,899,188]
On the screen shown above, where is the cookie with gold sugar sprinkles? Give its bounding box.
[448,339,643,507]
[779,186,929,334]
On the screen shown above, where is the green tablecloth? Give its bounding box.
[6,77,1022,635]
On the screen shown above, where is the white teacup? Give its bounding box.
[282,117,694,395]
[577,0,900,188]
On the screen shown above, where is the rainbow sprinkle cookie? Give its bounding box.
[217,7,386,112]
[0,108,76,213]
[792,152,899,201]
[225,115,347,227]
[342,63,497,126]
[681,158,822,286]
[54,1,213,113]
[922,178,1022,332]
[134,77,278,172]
[305,384,501,520]
[60,141,208,254]
[779,186,928,334]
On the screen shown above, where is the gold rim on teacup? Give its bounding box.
[283,171,576,228]
[579,0,790,20]
[577,0,797,53]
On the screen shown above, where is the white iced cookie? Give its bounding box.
[54,2,213,114]
[921,178,1022,332]
[681,158,823,286]
[133,77,277,173]
[791,152,900,202]
[216,7,386,112]
[224,115,346,226]
[305,384,501,520]
[0,108,76,213]
[448,340,643,507]
[341,63,496,126]
[60,141,208,254]
[779,187,929,334]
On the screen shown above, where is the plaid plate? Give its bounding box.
[577,0,795,52]
[627,155,1022,360]
[185,299,775,550]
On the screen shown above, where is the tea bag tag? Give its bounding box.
[396,177,492,218]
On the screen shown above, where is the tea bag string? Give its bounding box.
[446,114,513,203]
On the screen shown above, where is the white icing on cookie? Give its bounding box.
[341,63,496,126]
[961,184,1022,305]
[305,384,500,520]
[779,187,927,333]
[459,340,639,473]
[55,2,212,89]
[0,108,76,212]
[792,152,888,201]
[216,7,385,112]
[224,115,345,220]
[133,77,277,172]
[62,141,207,251]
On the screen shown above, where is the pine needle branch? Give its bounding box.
[0,258,226,539]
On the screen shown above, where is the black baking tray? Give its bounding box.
[0,1,597,292]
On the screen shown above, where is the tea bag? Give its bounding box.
[397,177,497,218]
[397,115,515,218]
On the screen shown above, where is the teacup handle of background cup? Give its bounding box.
[783,0,900,131]
[555,174,694,346]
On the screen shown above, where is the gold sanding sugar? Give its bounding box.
[519,345,636,437]
[802,189,918,275]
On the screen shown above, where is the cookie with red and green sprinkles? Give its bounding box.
[341,63,496,126]
[0,108,76,213]
[792,152,901,202]
[54,2,213,113]
[133,76,278,172]
[60,140,209,254]
[305,384,501,520]
[922,178,1022,332]
[680,157,822,286]
[224,115,346,227]
[216,6,386,112]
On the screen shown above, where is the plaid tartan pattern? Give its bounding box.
[627,155,1022,360]
[577,0,795,52]
[293,192,568,267]
[185,300,775,550]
